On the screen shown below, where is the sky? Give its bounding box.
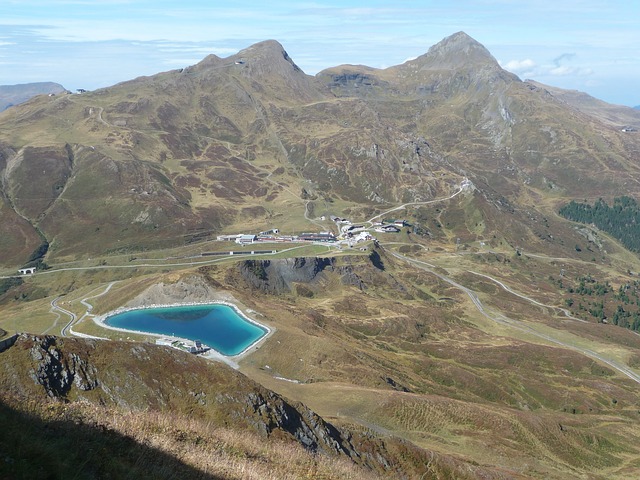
[0,1,638,106]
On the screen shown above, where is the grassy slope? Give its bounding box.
[2,215,640,478]
[214,250,640,478]
[0,333,526,480]
[1,36,640,479]
[0,383,376,480]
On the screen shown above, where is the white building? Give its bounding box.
[236,234,257,244]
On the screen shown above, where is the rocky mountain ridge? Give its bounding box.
[0,32,638,266]
[2,333,366,458]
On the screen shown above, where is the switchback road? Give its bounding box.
[388,250,640,385]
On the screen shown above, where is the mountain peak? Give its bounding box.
[241,39,286,53]
[438,31,484,48]
[236,39,301,71]
[414,31,499,70]
[192,40,300,74]
[230,39,325,103]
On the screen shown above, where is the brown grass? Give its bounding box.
[0,394,377,480]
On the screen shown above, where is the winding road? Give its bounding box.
[468,270,589,324]
[52,297,77,337]
[388,250,640,385]
[12,173,640,385]
[52,282,118,339]
[366,179,469,225]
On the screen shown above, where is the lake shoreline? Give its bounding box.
[93,301,273,361]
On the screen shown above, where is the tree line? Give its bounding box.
[559,196,640,252]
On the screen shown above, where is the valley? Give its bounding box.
[3,187,640,478]
[1,32,640,479]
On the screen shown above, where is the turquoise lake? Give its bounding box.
[104,304,268,356]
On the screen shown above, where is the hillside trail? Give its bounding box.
[54,282,118,339]
[366,179,469,225]
[468,270,588,324]
[388,250,640,385]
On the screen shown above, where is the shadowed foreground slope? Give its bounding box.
[0,397,225,480]
[0,333,521,480]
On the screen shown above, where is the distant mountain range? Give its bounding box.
[0,31,638,267]
[0,82,66,112]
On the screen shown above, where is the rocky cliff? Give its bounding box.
[239,257,335,294]
[239,254,383,295]
[1,333,518,479]
[0,334,398,473]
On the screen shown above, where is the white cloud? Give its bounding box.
[503,58,536,70]
[543,53,591,76]
[501,54,593,79]
[550,66,594,77]
[500,58,537,78]
[500,58,536,74]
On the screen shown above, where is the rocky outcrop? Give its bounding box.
[320,69,391,96]
[26,334,99,398]
[238,253,393,295]
[337,265,367,290]
[239,257,335,294]
[240,390,355,456]
[6,335,352,451]
[1,334,401,473]
[0,333,18,352]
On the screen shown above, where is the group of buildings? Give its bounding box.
[215,216,409,247]
[17,217,409,275]
[217,231,338,245]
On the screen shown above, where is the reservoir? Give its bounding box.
[104,304,268,356]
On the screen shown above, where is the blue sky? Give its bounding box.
[0,1,638,106]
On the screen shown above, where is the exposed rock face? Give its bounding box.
[240,257,335,294]
[0,334,404,474]
[238,253,392,294]
[337,264,367,290]
[320,68,391,96]
[368,249,385,270]
[26,335,99,398]
[239,390,356,457]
